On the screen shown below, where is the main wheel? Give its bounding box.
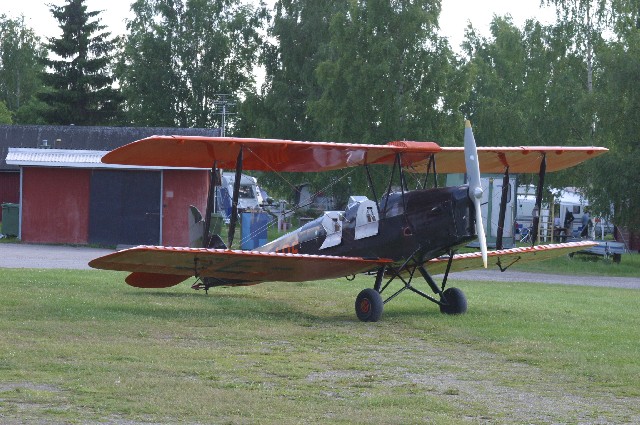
[355,288,383,322]
[439,287,467,315]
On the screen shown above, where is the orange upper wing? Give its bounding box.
[89,246,392,287]
[408,146,608,174]
[423,241,597,275]
[103,136,607,173]
[101,136,442,172]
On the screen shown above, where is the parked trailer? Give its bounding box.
[571,239,626,263]
[516,186,613,240]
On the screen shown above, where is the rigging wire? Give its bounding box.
[223,147,362,246]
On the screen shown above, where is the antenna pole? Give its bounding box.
[213,94,236,137]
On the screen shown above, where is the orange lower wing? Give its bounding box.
[425,241,598,275]
[89,246,392,286]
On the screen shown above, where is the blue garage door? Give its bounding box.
[89,170,161,246]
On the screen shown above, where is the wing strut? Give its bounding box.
[203,161,219,247]
[364,164,380,213]
[398,153,409,218]
[380,154,399,219]
[227,147,243,248]
[495,167,510,250]
[531,154,547,246]
[420,154,438,189]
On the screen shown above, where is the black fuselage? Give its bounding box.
[259,185,476,266]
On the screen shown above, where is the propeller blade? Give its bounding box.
[474,197,487,268]
[464,120,488,268]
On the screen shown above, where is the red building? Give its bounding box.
[6,148,209,247]
[0,171,19,204]
[7,148,209,246]
[1,125,219,246]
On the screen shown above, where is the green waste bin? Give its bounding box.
[1,203,19,237]
[210,212,224,236]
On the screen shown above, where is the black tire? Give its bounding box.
[355,288,383,322]
[613,253,622,264]
[439,287,467,315]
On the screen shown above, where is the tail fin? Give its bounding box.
[188,205,227,249]
[188,205,204,248]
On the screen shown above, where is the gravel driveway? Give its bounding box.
[1,242,638,289]
[0,243,113,270]
[449,268,640,289]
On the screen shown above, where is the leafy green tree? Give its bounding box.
[117,0,265,128]
[461,18,530,147]
[115,0,182,126]
[584,29,640,230]
[250,0,467,204]
[540,0,640,229]
[234,1,354,205]
[461,15,607,198]
[247,0,348,141]
[0,15,46,120]
[462,17,594,146]
[541,0,638,143]
[38,0,122,125]
[310,0,462,145]
[0,100,12,123]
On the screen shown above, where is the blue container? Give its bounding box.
[241,212,269,250]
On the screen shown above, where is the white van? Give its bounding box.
[216,172,263,218]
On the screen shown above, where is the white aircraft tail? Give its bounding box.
[188,205,227,249]
[188,205,204,248]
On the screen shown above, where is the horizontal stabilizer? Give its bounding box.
[126,272,189,288]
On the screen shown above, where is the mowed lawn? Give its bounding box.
[1,267,639,424]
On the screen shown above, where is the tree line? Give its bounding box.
[0,0,638,230]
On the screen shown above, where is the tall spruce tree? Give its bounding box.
[39,0,122,125]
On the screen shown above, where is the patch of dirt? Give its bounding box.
[308,337,640,423]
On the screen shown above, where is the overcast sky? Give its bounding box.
[2,0,557,51]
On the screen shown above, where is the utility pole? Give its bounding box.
[213,94,236,137]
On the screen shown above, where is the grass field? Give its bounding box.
[1,266,639,424]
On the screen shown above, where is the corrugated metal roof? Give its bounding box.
[7,148,107,167]
[6,148,206,170]
[0,124,221,171]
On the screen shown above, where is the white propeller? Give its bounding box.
[463,120,488,268]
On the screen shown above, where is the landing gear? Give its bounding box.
[355,288,384,322]
[439,287,467,315]
[355,253,468,321]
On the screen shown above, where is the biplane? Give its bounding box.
[89,121,607,321]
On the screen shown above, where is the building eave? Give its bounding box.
[6,148,207,170]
